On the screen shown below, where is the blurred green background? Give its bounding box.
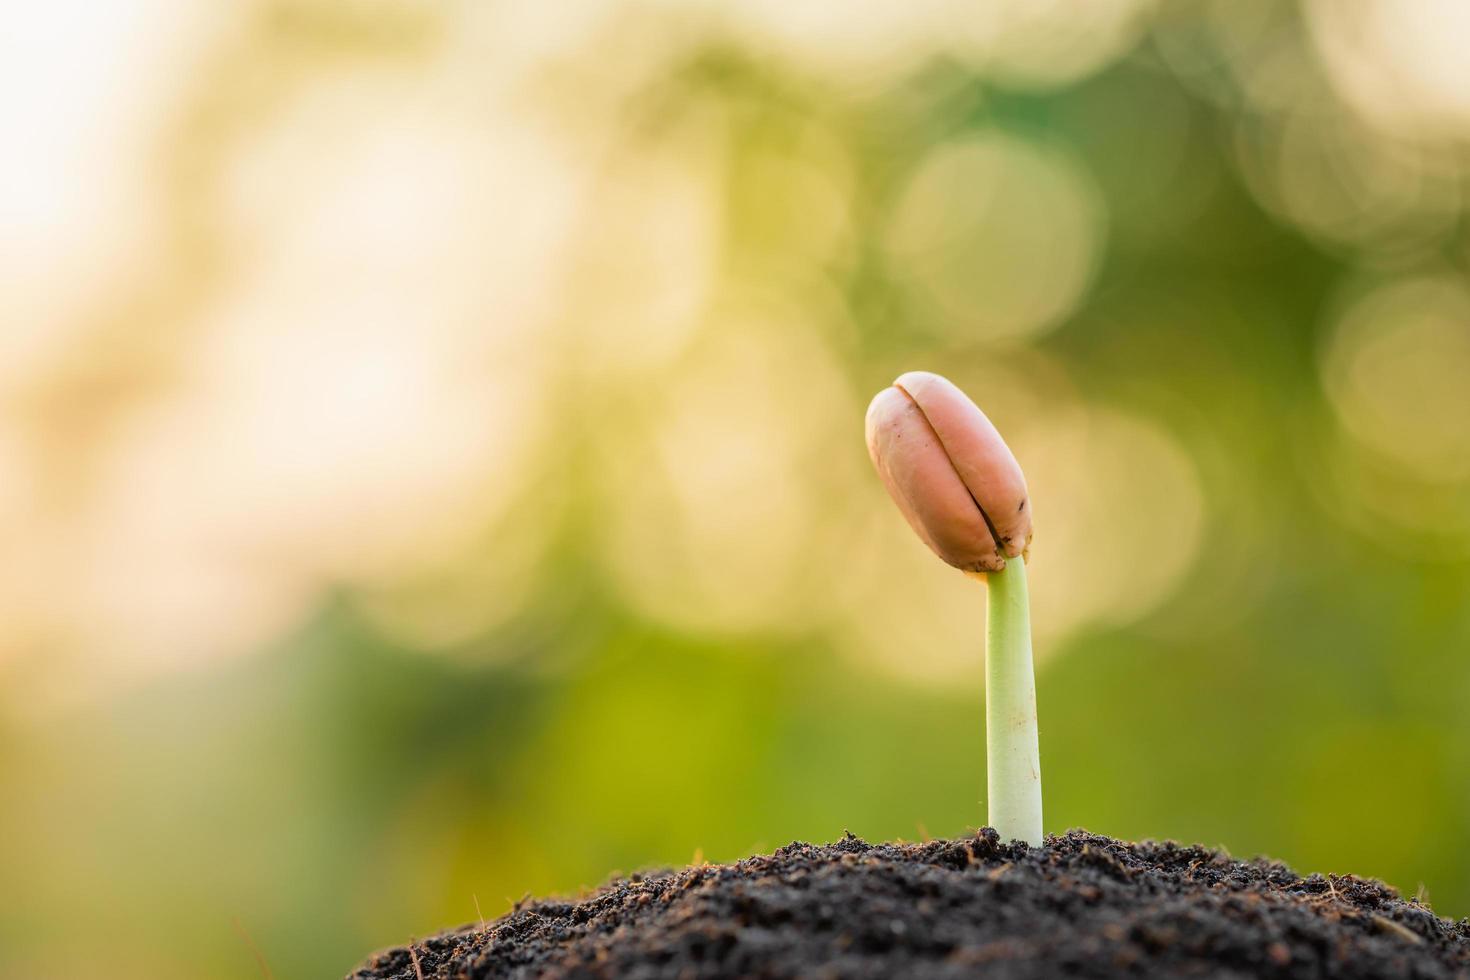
[3,1,1470,976]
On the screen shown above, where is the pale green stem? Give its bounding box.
[984,555,1042,845]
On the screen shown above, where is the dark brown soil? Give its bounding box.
[349,829,1470,979]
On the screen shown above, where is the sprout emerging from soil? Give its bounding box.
[865,371,1040,845]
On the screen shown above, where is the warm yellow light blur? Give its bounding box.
[885,132,1104,342]
[1321,276,1470,484]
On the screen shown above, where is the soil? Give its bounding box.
[349,829,1470,979]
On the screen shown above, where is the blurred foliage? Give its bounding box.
[3,1,1470,977]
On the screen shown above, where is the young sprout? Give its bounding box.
[865,371,1040,845]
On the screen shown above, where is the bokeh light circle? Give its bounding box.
[1320,275,1470,484]
[1016,405,1205,643]
[599,312,860,635]
[885,132,1104,342]
[1307,0,1470,139]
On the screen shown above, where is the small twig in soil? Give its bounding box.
[1371,915,1423,945]
[408,939,426,980]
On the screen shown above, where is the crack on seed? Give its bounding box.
[893,381,1007,565]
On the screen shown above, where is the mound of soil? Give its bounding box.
[349,829,1470,979]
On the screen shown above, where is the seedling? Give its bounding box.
[865,371,1040,845]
